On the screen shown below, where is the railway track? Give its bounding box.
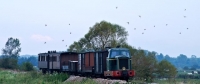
[65,75,129,84]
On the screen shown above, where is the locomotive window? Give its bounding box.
[110,50,130,58]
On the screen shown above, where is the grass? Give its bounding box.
[0,69,98,84]
[0,69,69,84]
[1,69,200,84]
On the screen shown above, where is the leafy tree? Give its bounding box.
[131,49,157,82]
[2,37,21,58]
[156,53,164,62]
[157,60,177,80]
[68,21,128,52]
[0,37,21,69]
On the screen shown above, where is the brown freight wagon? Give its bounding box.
[60,52,79,71]
[80,51,95,73]
[78,50,108,76]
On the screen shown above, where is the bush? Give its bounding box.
[20,61,34,71]
[0,57,18,69]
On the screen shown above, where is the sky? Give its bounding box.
[0,0,200,57]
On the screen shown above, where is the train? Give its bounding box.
[38,47,135,80]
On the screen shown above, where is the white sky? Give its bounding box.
[0,0,199,57]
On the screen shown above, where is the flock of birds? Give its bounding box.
[44,23,71,47]
[117,7,189,35]
[43,7,189,46]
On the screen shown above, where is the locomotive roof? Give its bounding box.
[110,48,129,50]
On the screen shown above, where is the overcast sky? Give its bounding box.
[0,0,199,57]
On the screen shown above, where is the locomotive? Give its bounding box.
[38,47,135,80]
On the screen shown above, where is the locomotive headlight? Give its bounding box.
[122,67,126,70]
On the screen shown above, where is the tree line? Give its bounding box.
[156,53,200,70]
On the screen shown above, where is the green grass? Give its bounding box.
[0,69,69,84]
[1,69,200,84]
[0,69,99,84]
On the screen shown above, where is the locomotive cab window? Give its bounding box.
[109,50,130,58]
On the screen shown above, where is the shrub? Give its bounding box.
[0,57,18,69]
[20,61,34,71]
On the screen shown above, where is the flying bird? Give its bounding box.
[166,24,168,26]
[62,40,64,42]
[185,9,186,11]
[45,24,47,26]
[44,42,46,44]
[184,16,186,18]
[134,28,136,30]
[142,32,144,34]
[139,15,141,18]
[116,7,118,9]
[70,32,71,34]
[180,32,181,34]
[127,22,129,24]
[154,25,155,27]
[144,29,146,30]
[69,24,70,25]
[187,28,189,29]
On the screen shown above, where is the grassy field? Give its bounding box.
[0,69,68,84]
[0,69,99,84]
[1,69,200,84]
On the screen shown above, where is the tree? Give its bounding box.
[0,37,21,69]
[67,21,128,52]
[156,53,164,62]
[131,49,157,82]
[157,60,177,80]
[2,37,21,58]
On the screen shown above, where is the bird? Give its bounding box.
[62,40,64,42]
[45,24,47,26]
[144,29,146,30]
[166,24,168,26]
[66,45,67,47]
[116,7,118,9]
[187,28,189,29]
[127,22,129,24]
[70,32,71,34]
[134,28,136,30]
[185,9,186,11]
[142,32,144,34]
[44,42,46,44]
[69,24,70,25]
[154,25,155,27]
[180,32,181,34]
[184,16,186,18]
[139,15,141,18]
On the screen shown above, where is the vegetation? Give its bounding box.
[0,37,21,69]
[0,37,35,71]
[19,61,34,71]
[156,53,200,70]
[157,60,177,80]
[0,69,69,84]
[67,20,128,52]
